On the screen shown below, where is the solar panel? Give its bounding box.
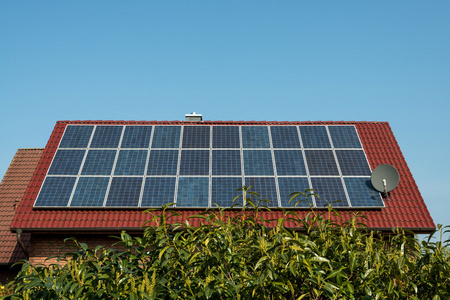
[212,150,241,175]
[90,126,123,148]
[244,150,274,175]
[328,126,362,148]
[213,126,240,148]
[48,150,85,175]
[299,126,331,148]
[59,125,94,148]
[305,150,340,176]
[114,150,148,175]
[176,177,209,207]
[274,150,307,175]
[35,124,384,209]
[81,150,116,175]
[151,126,181,148]
[270,126,300,148]
[147,150,179,175]
[35,177,77,207]
[278,177,311,207]
[179,150,209,175]
[106,177,143,207]
[182,126,210,148]
[121,126,152,148]
[211,177,243,207]
[141,177,176,207]
[71,177,109,207]
[242,126,270,148]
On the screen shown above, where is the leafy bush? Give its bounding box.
[3,188,450,299]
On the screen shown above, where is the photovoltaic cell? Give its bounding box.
[305,150,339,176]
[141,177,176,207]
[270,126,301,148]
[328,126,362,148]
[35,177,76,207]
[106,177,143,207]
[114,150,148,175]
[245,177,278,207]
[59,125,94,148]
[336,150,371,176]
[278,177,311,207]
[211,177,243,207]
[243,150,274,176]
[274,150,307,175]
[213,126,240,148]
[90,126,123,148]
[81,150,116,175]
[299,126,331,148]
[179,150,209,175]
[48,150,85,175]
[212,150,241,175]
[121,126,152,148]
[151,126,181,148]
[147,150,179,175]
[311,177,348,207]
[177,177,209,207]
[71,177,109,207]
[182,126,210,148]
[344,178,383,207]
[241,126,270,148]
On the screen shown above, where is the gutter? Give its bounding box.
[16,228,29,258]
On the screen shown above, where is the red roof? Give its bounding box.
[0,148,43,263]
[10,120,435,233]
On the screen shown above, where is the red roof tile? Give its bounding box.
[10,121,435,233]
[0,148,43,264]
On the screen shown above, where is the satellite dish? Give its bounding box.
[371,164,400,194]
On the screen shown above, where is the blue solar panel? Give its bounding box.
[48,150,85,175]
[245,177,278,207]
[244,150,274,176]
[311,177,348,207]
[147,150,179,175]
[179,150,209,175]
[81,150,116,175]
[274,150,307,175]
[59,125,94,148]
[213,126,240,148]
[106,177,143,207]
[299,126,331,148]
[114,150,148,175]
[278,177,311,207]
[151,126,181,148]
[182,126,210,148]
[71,177,109,207]
[270,126,300,148]
[305,150,339,176]
[211,177,243,207]
[212,150,241,175]
[35,177,76,207]
[241,126,270,148]
[90,126,123,148]
[336,150,371,176]
[328,126,362,148]
[121,126,152,148]
[344,177,383,207]
[177,177,209,207]
[141,177,176,207]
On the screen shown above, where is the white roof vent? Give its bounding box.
[185,112,203,121]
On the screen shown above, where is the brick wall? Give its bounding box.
[29,234,128,266]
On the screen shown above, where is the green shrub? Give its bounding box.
[3,188,450,299]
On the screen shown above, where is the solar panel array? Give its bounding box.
[34,124,384,208]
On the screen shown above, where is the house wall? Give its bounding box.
[29,234,128,265]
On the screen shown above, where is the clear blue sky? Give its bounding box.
[1,2,449,234]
